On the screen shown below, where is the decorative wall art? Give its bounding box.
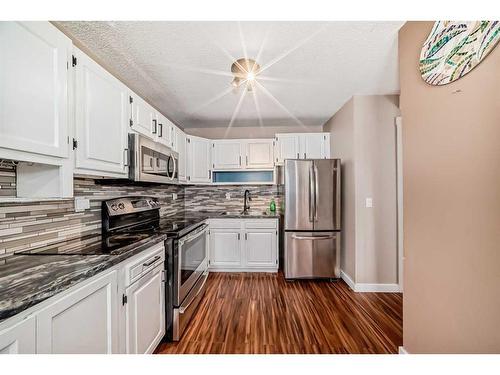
[419,21,500,85]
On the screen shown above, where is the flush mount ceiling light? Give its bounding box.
[231,58,261,91]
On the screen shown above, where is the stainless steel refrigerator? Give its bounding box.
[283,159,341,279]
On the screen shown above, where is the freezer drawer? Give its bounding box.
[284,231,340,279]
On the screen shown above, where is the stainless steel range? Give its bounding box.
[102,196,209,341]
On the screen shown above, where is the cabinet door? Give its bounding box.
[300,134,329,159]
[176,129,187,182]
[209,229,242,268]
[245,139,274,169]
[0,316,36,354]
[212,140,243,170]
[187,136,211,183]
[244,229,278,268]
[171,125,179,152]
[36,270,119,354]
[156,113,172,148]
[125,265,165,354]
[130,94,155,139]
[0,22,71,158]
[74,48,128,176]
[275,134,299,165]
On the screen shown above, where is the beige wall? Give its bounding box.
[323,95,399,285]
[400,22,500,353]
[323,98,356,278]
[185,125,323,139]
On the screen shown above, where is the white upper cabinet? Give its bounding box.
[186,135,211,183]
[245,139,274,169]
[73,48,128,177]
[211,139,274,170]
[275,133,330,164]
[300,133,330,159]
[275,134,300,164]
[176,129,187,182]
[212,140,243,170]
[156,112,172,148]
[130,93,155,139]
[0,22,71,159]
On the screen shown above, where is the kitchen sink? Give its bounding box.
[219,210,270,217]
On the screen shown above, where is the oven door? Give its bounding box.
[175,223,208,306]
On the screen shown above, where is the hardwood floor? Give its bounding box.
[155,272,402,354]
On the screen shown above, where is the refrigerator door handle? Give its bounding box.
[291,234,336,241]
[314,164,319,222]
[309,166,314,222]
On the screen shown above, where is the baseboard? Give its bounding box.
[398,346,408,354]
[354,283,402,293]
[208,268,278,273]
[340,270,355,290]
[340,270,402,293]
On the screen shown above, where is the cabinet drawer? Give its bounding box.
[243,219,278,229]
[209,219,242,229]
[124,242,165,285]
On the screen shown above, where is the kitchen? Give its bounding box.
[1,1,499,368]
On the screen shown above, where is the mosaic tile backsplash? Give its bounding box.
[0,170,280,259]
[184,185,282,214]
[0,176,183,259]
[0,166,16,197]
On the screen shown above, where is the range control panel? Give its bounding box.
[104,197,161,216]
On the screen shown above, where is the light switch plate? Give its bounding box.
[74,197,90,212]
[172,193,177,200]
[225,193,231,200]
[365,197,373,208]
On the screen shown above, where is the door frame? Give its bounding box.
[395,116,404,292]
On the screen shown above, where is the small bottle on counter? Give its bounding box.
[270,198,276,213]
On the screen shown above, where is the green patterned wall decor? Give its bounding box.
[419,21,500,85]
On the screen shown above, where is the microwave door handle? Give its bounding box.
[170,155,177,181]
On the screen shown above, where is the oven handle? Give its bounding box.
[143,255,161,267]
[178,271,209,314]
[178,223,208,247]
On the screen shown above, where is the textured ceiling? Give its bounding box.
[56,21,404,129]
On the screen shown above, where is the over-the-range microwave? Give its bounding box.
[128,133,178,184]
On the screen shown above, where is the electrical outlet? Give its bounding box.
[365,197,373,208]
[172,193,177,201]
[225,193,231,200]
[74,197,90,212]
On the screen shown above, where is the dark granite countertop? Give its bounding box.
[0,210,279,322]
[0,233,167,321]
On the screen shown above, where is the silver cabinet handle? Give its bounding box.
[237,233,240,240]
[245,155,248,165]
[158,123,163,138]
[297,153,299,159]
[239,155,242,166]
[143,255,161,267]
[124,148,129,166]
[292,234,336,241]
[304,153,307,159]
[152,119,157,134]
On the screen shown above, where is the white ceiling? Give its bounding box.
[56,21,404,129]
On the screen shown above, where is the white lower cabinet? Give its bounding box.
[209,228,242,269]
[36,270,119,354]
[208,219,278,272]
[124,264,165,354]
[0,315,36,354]
[245,229,278,268]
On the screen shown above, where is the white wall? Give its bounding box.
[323,95,400,285]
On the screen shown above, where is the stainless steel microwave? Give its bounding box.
[128,133,178,184]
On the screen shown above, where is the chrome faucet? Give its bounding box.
[243,189,252,213]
